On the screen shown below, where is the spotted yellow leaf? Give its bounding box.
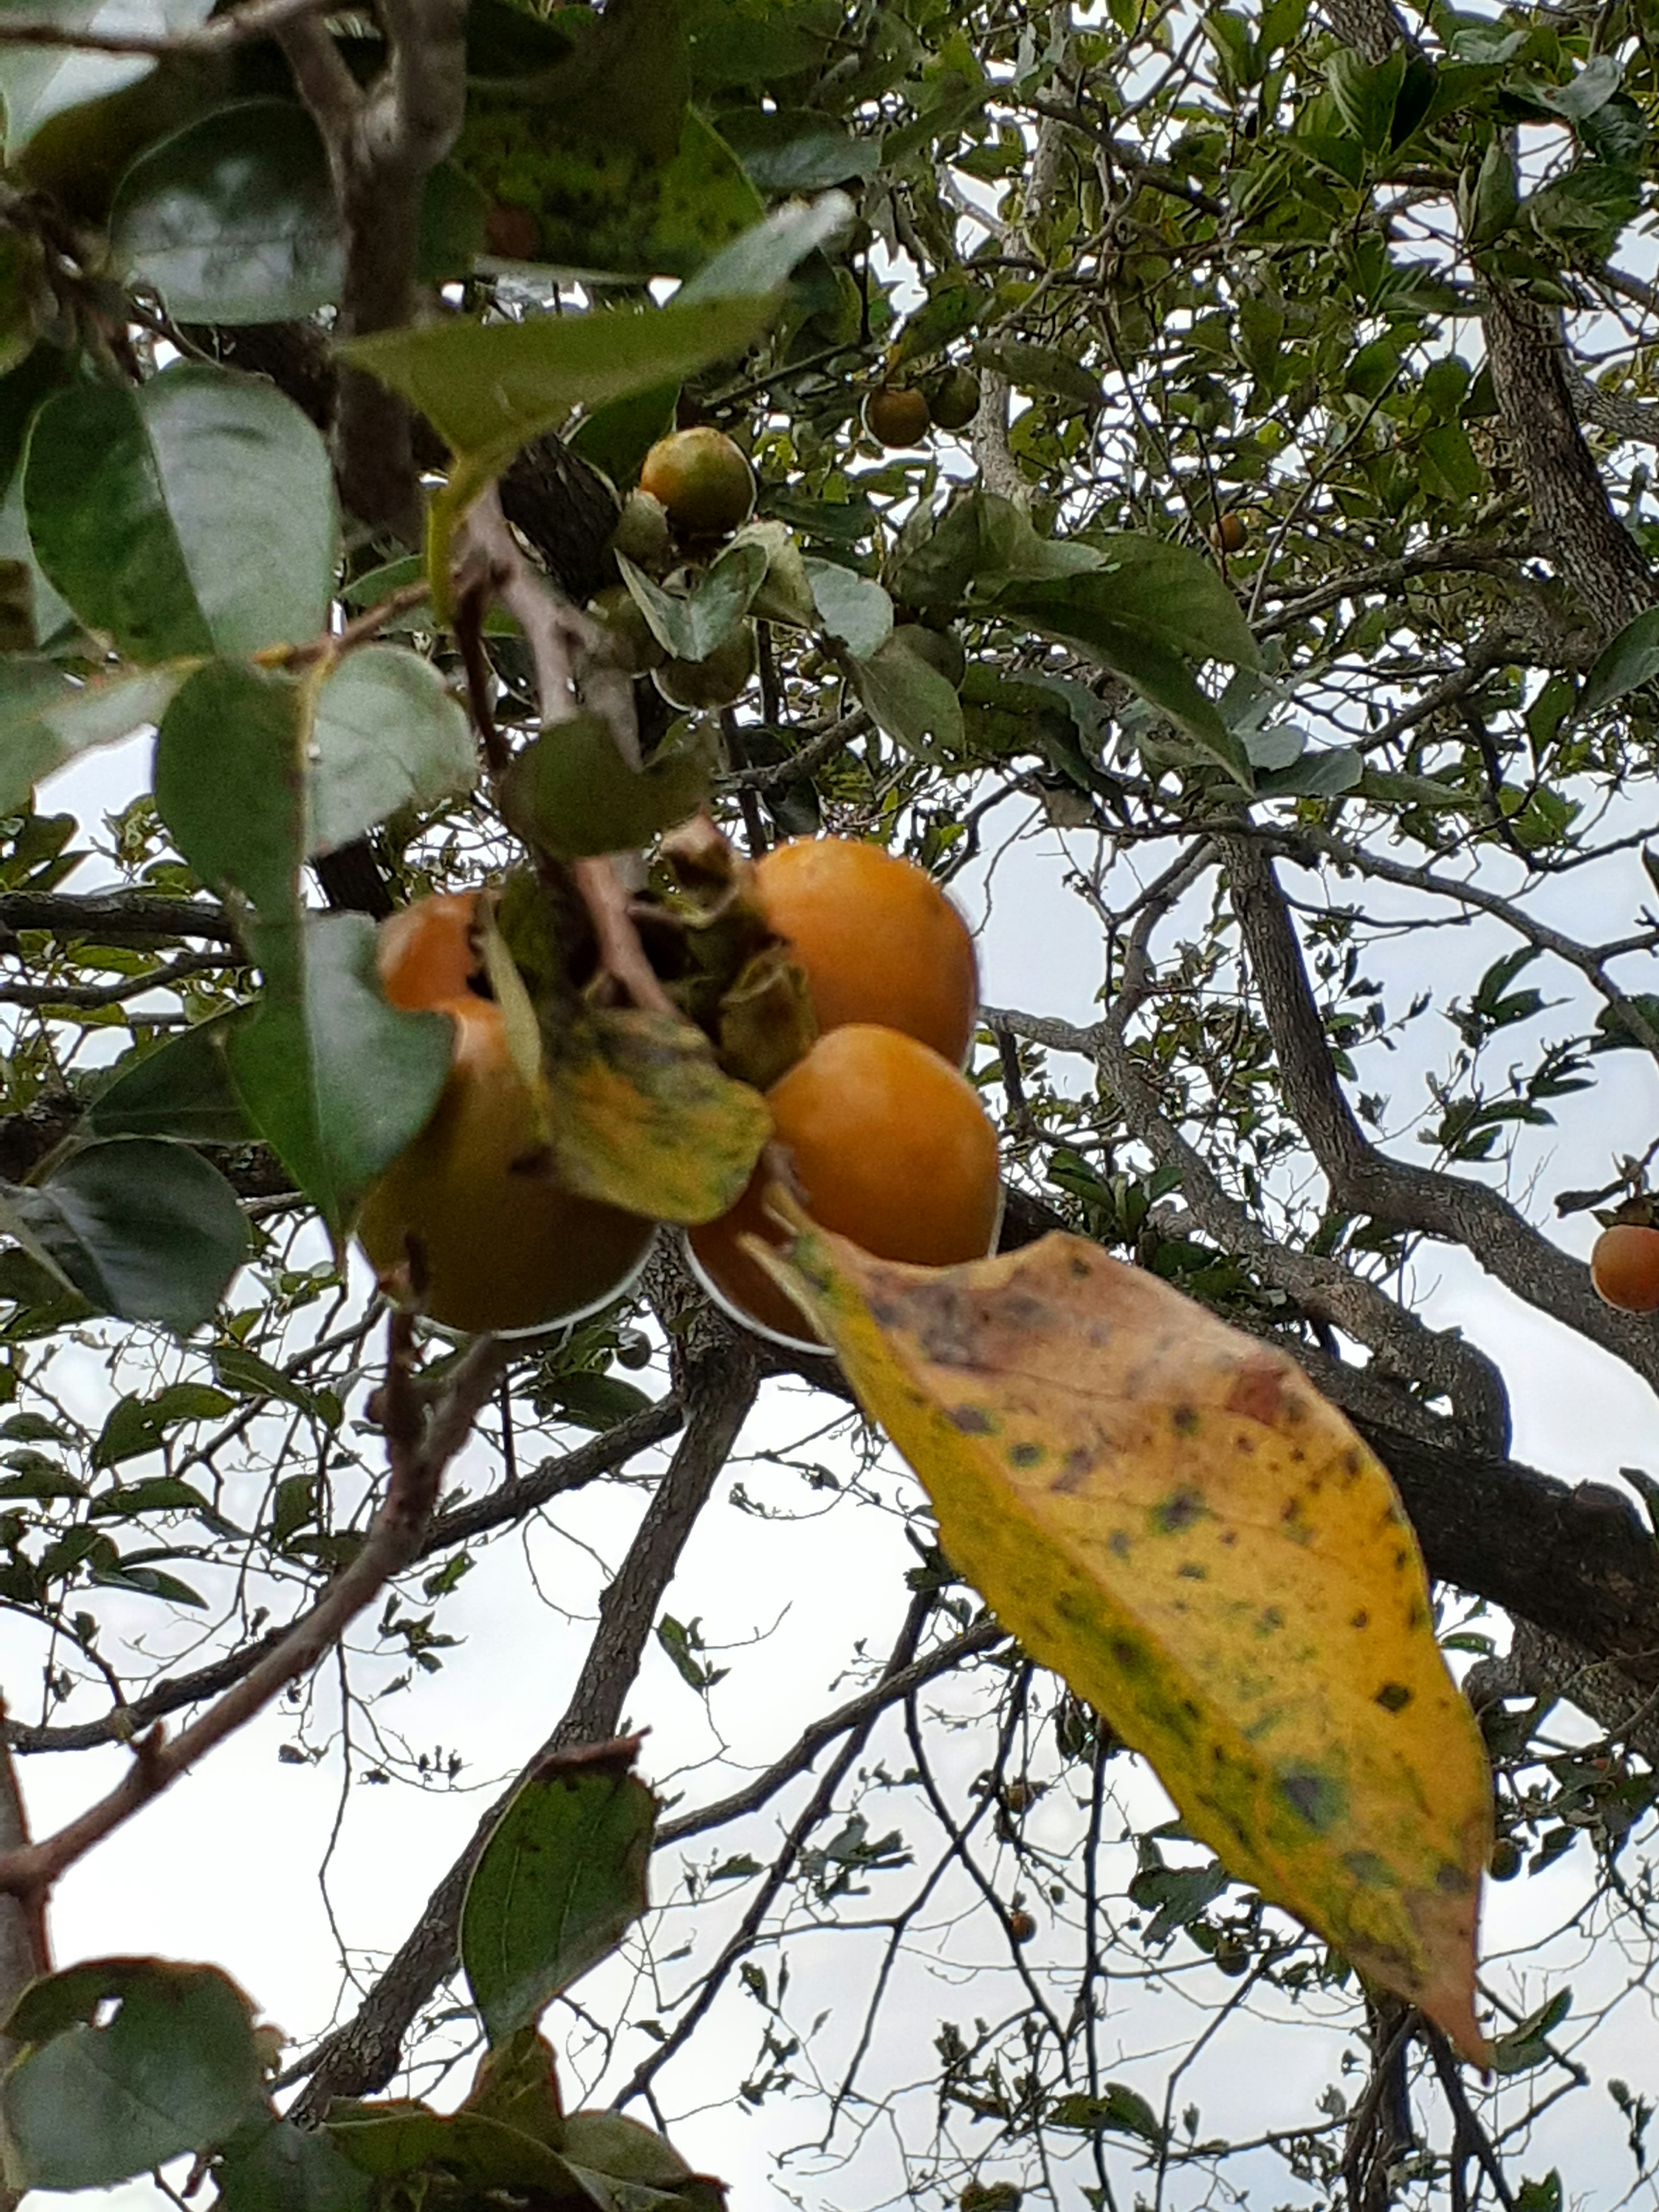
[756,1222,1491,2060]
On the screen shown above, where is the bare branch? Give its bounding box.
[0,1319,505,1901]
[288,1342,758,2117]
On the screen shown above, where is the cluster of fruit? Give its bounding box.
[594,426,760,710]
[864,366,980,449]
[356,839,1001,1348]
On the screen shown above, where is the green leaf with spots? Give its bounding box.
[753,1221,1493,2063]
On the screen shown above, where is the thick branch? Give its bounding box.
[1222,835,1659,1400]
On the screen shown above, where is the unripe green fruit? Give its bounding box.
[1489,1838,1522,1881]
[610,490,674,572]
[928,366,981,431]
[892,622,966,689]
[653,622,757,709]
[588,585,666,673]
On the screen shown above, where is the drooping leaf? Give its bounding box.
[971,337,1102,412]
[501,713,707,859]
[326,2106,576,2192]
[0,1137,248,1333]
[719,111,880,191]
[806,557,892,660]
[109,99,344,323]
[1579,606,1659,717]
[757,1224,1492,2061]
[545,1004,769,1224]
[617,540,765,662]
[461,1738,656,2041]
[337,294,775,504]
[93,1382,235,1466]
[154,657,303,919]
[851,630,964,756]
[0,658,185,814]
[86,1014,249,1144]
[1,1958,264,2189]
[307,645,475,857]
[25,366,335,661]
[226,912,452,1243]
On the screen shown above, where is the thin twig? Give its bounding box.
[0,1319,505,1901]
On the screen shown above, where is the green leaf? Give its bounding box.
[1490,1987,1571,2075]
[226,912,452,1242]
[308,645,475,857]
[677,191,854,303]
[1579,606,1659,716]
[110,99,343,324]
[216,2116,371,2212]
[851,631,963,757]
[806,557,892,660]
[0,658,184,814]
[971,337,1101,412]
[90,1560,208,1605]
[213,1340,323,1414]
[561,2110,693,2189]
[1,1959,264,2189]
[0,0,211,157]
[720,112,880,191]
[337,294,776,496]
[1049,2082,1168,2146]
[461,1739,656,2041]
[539,1369,656,1432]
[0,1138,247,1334]
[25,365,335,662]
[1324,47,1405,152]
[568,381,679,491]
[1537,53,1621,122]
[416,159,488,283]
[501,713,707,860]
[617,538,766,661]
[155,658,302,919]
[89,1474,216,1519]
[93,1382,234,1467]
[327,2107,575,2192]
[1005,537,1261,670]
[87,1015,250,1144]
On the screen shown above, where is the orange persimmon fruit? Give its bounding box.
[688,1022,1001,1347]
[1590,1223,1659,1313]
[639,427,755,539]
[753,836,979,1066]
[358,996,652,1336]
[377,893,482,1012]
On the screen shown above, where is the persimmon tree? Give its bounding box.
[0,0,1655,2204]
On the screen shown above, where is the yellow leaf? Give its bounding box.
[547,1005,769,1224]
[756,1222,1492,2060]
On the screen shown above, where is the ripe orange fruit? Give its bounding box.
[358,996,652,1335]
[1590,1223,1659,1313]
[639,427,755,539]
[378,893,481,1011]
[1209,511,1248,554]
[688,1023,1001,1346]
[754,837,978,1066]
[865,386,932,447]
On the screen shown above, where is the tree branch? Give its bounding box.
[0,1319,505,1901]
[287,1340,758,2118]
